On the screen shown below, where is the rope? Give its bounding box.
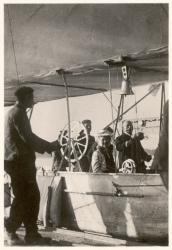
[104,83,161,129]
[58,70,72,170]
[129,68,138,133]
[108,66,114,130]
[29,107,34,120]
[101,92,118,113]
[134,91,138,133]
[7,5,20,85]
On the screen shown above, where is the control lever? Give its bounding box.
[112,181,144,198]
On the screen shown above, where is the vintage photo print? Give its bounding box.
[2,1,170,248]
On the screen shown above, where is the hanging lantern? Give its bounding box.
[120,66,134,95]
[120,79,134,95]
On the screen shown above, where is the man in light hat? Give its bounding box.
[91,129,116,173]
[4,86,59,245]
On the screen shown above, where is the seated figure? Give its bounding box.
[115,120,151,173]
[91,129,116,173]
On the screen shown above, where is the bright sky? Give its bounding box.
[4,83,168,142]
[29,84,168,141]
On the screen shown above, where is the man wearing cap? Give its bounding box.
[115,120,151,173]
[79,119,96,172]
[91,129,116,173]
[4,86,59,245]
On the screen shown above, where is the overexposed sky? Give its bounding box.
[13,83,167,142]
[4,83,168,142]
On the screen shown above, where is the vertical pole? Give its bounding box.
[113,94,124,172]
[121,95,124,120]
[155,83,165,174]
[120,95,125,134]
[114,95,123,137]
[159,83,165,136]
[104,83,162,129]
[57,70,72,170]
[108,66,114,130]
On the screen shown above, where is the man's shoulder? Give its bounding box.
[115,133,131,141]
[92,147,103,157]
[9,105,24,116]
[6,105,25,123]
[89,135,95,142]
[116,133,125,140]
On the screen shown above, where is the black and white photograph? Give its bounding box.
[3,1,169,247]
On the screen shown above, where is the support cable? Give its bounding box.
[108,66,114,130]
[159,83,165,135]
[104,83,162,129]
[134,92,138,133]
[101,92,118,113]
[7,5,20,85]
[57,70,72,170]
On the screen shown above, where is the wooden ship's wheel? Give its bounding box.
[59,121,89,164]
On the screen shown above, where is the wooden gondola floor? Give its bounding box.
[4,226,157,246]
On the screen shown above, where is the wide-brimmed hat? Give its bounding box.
[97,129,112,137]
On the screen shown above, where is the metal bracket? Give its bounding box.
[112,181,144,198]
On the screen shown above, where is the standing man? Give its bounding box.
[79,119,96,172]
[115,120,151,173]
[4,86,59,245]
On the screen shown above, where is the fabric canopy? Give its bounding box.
[4,4,168,106]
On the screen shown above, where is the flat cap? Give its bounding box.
[15,86,33,98]
[82,119,91,124]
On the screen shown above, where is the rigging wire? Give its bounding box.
[134,91,138,133]
[108,66,115,130]
[101,92,118,113]
[129,68,138,133]
[108,65,120,135]
[7,5,20,85]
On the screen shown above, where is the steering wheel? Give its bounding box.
[59,121,89,163]
[119,159,136,174]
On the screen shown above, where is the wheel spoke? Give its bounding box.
[60,121,89,164]
[61,143,68,155]
[63,135,69,140]
[77,142,86,148]
[70,144,77,161]
[77,135,86,141]
[70,147,74,156]
[76,143,82,156]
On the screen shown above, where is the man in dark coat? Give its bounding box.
[4,86,59,245]
[115,120,151,173]
[79,119,96,172]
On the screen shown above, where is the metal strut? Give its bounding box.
[57,69,72,170]
[104,83,162,130]
[56,69,82,171]
[113,95,123,138]
[159,83,166,135]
